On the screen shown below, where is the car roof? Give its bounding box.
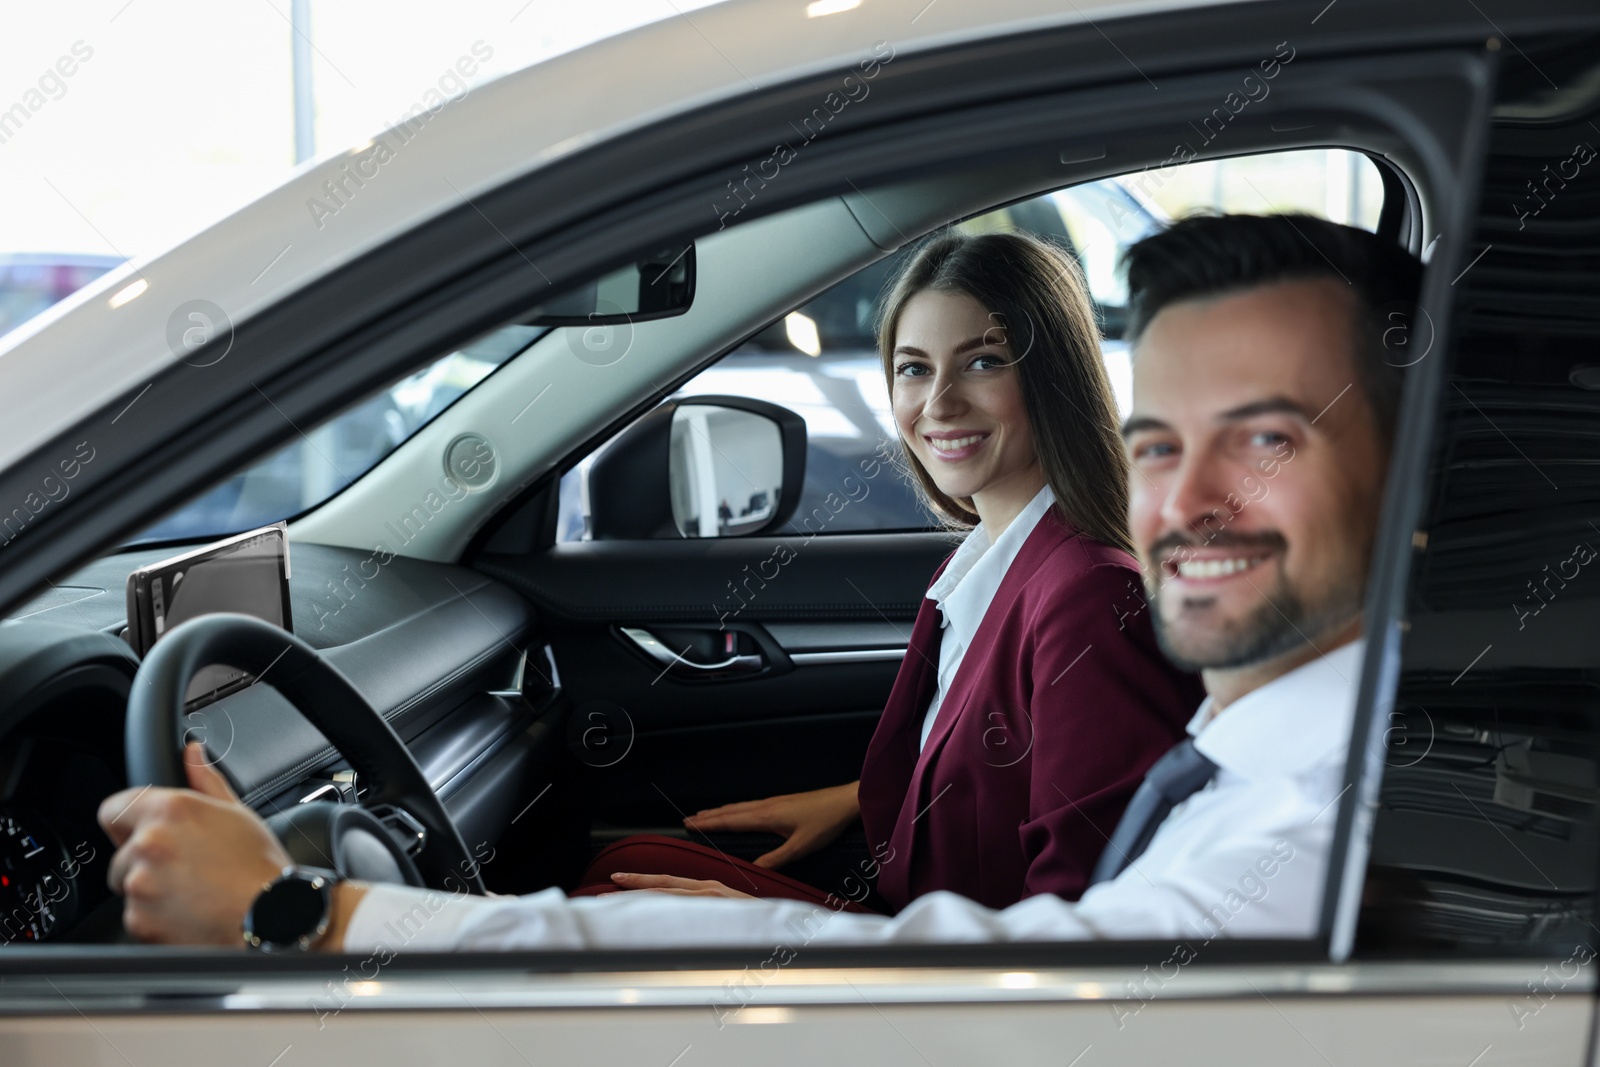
[0,0,1239,474]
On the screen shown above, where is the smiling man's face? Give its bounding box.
[1124,277,1390,701]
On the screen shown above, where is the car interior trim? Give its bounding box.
[789,649,909,666]
[1320,48,1502,960]
[0,958,1587,1017]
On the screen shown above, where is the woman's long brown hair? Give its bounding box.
[876,230,1134,556]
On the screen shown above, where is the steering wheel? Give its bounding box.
[125,613,486,895]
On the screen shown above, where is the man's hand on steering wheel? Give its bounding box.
[98,742,364,947]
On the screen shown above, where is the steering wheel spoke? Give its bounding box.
[267,802,422,886]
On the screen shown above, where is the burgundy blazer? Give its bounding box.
[857,508,1204,913]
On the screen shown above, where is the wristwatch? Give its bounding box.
[243,866,339,952]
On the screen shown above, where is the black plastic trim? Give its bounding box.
[1319,52,1503,956]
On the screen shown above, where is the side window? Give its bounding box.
[557,148,1385,541]
[1356,117,1600,959]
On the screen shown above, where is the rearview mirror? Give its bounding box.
[526,243,695,326]
[586,396,806,540]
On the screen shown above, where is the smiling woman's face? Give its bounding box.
[890,288,1040,518]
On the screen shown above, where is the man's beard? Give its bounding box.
[1146,531,1363,673]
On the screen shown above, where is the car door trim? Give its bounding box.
[790,649,908,665]
[1318,47,1504,961]
[0,958,1587,1016]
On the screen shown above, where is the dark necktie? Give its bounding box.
[1089,739,1219,887]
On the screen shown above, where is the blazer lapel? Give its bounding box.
[883,598,945,763]
[896,512,1076,863]
[856,586,945,876]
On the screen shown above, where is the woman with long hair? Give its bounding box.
[574,230,1203,912]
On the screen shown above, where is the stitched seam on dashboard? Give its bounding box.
[240,590,519,806]
[301,570,494,650]
[241,638,511,806]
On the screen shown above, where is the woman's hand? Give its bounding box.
[601,872,753,898]
[683,781,861,869]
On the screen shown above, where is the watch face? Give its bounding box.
[251,873,329,949]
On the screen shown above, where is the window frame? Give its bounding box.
[548,146,1413,545]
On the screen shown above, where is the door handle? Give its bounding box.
[619,627,765,678]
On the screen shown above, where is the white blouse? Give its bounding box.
[918,483,1057,750]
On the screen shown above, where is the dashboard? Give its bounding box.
[0,541,548,945]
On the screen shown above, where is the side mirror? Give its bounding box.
[526,244,695,326]
[586,396,806,540]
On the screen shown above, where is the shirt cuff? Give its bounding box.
[341,882,505,953]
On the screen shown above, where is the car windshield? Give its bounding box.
[126,324,541,546]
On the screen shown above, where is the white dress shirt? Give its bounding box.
[342,639,1364,951]
[918,483,1055,749]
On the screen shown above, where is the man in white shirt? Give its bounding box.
[98,213,1422,953]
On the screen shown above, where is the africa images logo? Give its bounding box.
[165,299,234,367]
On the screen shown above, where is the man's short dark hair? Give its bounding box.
[1122,213,1423,444]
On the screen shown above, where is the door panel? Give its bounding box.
[479,533,952,629]
[477,533,951,835]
